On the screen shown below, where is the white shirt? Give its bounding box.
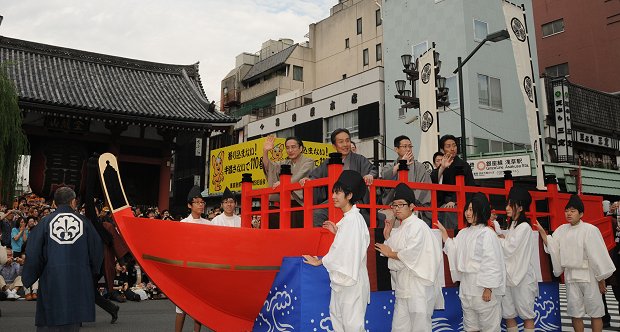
[385,213,445,309]
[545,220,615,283]
[322,205,370,294]
[444,224,506,296]
[180,215,209,225]
[499,221,537,287]
[210,213,241,228]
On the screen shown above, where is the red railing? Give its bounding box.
[240,160,611,247]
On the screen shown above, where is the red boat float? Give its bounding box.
[97,152,614,331]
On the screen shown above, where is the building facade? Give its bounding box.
[533,0,620,94]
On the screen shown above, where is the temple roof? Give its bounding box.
[0,36,237,131]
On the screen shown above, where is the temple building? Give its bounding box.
[0,36,237,212]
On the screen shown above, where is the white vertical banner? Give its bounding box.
[502,1,546,189]
[417,48,439,172]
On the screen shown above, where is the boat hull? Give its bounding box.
[113,207,334,330]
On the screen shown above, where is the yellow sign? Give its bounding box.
[208,137,335,194]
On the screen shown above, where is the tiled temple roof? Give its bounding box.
[0,36,237,131]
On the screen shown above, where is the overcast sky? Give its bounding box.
[0,0,334,107]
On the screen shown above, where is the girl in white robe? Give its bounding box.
[536,194,615,332]
[375,183,444,332]
[498,186,538,332]
[303,170,370,332]
[436,192,505,332]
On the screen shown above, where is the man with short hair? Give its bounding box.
[536,195,616,332]
[23,186,103,331]
[1,210,15,247]
[0,248,24,300]
[430,134,476,229]
[211,188,241,227]
[382,135,432,226]
[300,128,377,226]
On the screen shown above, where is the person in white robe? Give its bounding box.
[303,170,370,332]
[535,194,615,332]
[436,192,505,332]
[497,186,538,332]
[375,183,444,332]
[210,188,241,227]
[176,186,209,332]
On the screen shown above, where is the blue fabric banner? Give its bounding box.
[253,257,560,331]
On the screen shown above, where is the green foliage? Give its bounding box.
[0,64,29,203]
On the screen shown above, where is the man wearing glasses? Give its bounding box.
[375,183,444,332]
[176,186,209,332]
[381,135,432,226]
[210,188,241,228]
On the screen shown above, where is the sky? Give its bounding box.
[0,0,334,107]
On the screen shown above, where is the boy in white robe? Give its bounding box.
[210,187,241,227]
[535,194,615,332]
[436,193,506,332]
[303,170,370,332]
[498,186,538,332]
[176,186,208,332]
[375,183,444,332]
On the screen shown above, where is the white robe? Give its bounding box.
[499,221,538,288]
[322,205,370,332]
[209,214,241,228]
[180,215,209,225]
[385,214,444,307]
[444,225,506,296]
[544,220,615,283]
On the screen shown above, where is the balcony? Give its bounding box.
[223,89,241,106]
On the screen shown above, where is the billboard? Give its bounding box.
[469,154,532,179]
[208,137,334,194]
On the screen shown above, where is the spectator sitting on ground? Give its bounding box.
[0,248,24,300]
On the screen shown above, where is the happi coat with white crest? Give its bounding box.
[384,213,444,331]
[321,205,370,332]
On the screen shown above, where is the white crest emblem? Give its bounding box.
[420,111,434,132]
[49,213,83,244]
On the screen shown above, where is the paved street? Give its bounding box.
[0,299,212,332]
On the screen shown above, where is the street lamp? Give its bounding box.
[394,46,450,113]
[452,29,510,162]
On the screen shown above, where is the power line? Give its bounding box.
[443,105,529,150]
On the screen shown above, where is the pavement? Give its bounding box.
[0,299,213,332]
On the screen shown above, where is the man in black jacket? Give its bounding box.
[430,135,476,229]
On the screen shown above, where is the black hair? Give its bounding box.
[508,199,530,226]
[330,128,351,145]
[393,135,411,147]
[439,134,458,153]
[332,181,356,204]
[285,136,304,149]
[14,216,26,229]
[465,194,491,227]
[433,151,444,161]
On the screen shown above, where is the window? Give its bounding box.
[542,19,564,37]
[376,9,382,26]
[474,19,488,42]
[376,44,382,61]
[545,63,569,77]
[293,66,303,81]
[478,74,502,109]
[363,48,369,66]
[474,138,490,154]
[357,18,362,35]
[490,140,503,153]
[345,38,350,49]
[445,76,459,107]
[503,142,514,152]
[325,111,359,142]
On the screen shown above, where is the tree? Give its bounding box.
[0,64,29,203]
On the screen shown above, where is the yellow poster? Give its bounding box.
[208,137,334,194]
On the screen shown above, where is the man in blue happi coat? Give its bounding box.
[23,187,103,331]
